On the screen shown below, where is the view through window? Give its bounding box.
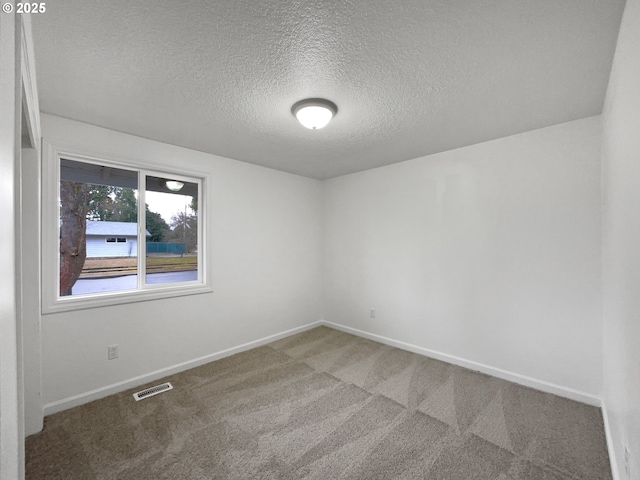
[59,158,200,297]
[145,175,198,286]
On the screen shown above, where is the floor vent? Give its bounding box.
[133,382,173,401]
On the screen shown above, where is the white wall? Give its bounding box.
[34,113,606,427]
[601,0,640,477]
[38,114,323,410]
[21,147,43,437]
[323,116,603,397]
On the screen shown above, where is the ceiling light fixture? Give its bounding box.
[291,98,338,130]
[165,180,184,192]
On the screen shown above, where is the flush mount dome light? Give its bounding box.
[291,98,338,130]
[165,180,184,192]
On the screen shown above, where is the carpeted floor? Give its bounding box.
[26,326,612,479]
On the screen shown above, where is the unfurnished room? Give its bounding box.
[1,0,639,479]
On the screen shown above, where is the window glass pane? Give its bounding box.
[145,176,198,285]
[59,159,138,296]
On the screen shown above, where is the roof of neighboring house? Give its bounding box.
[86,221,151,237]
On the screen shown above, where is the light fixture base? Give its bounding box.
[291,98,338,130]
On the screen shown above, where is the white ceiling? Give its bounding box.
[32,0,624,180]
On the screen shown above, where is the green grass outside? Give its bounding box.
[81,255,197,276]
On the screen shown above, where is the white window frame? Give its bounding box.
[42,140,211,314]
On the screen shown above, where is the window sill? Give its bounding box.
[42,283,213,315]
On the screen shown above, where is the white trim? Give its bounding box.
[322,321,601,406]
[18,13,44,442]
[1,10,21,480]
[601,399,621,480]
[42,137,210,178]
[41,139,60,312]
[44,284,212,314]
[20,15,41,149]
[42,321,322,416]
[42,319,604,416]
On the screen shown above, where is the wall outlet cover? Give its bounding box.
[108,344,119,360]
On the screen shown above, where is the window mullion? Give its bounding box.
[197,181,203,283]
[138,170,146,289]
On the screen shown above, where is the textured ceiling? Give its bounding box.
[33,0,624,180]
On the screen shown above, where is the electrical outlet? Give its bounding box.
[625,445,631,478]
[108,344,119,360]
[370,308,376,319]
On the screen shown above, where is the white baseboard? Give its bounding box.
[601,399,621,480]
[321,321,601,407]
[42,321,322,418]
[42,319,601,416]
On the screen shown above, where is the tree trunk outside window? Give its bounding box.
[59,180,89,296]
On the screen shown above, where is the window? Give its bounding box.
[43,142,209,313]
[144,176,199,285]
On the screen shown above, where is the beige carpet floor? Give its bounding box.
[26,326,612,479]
